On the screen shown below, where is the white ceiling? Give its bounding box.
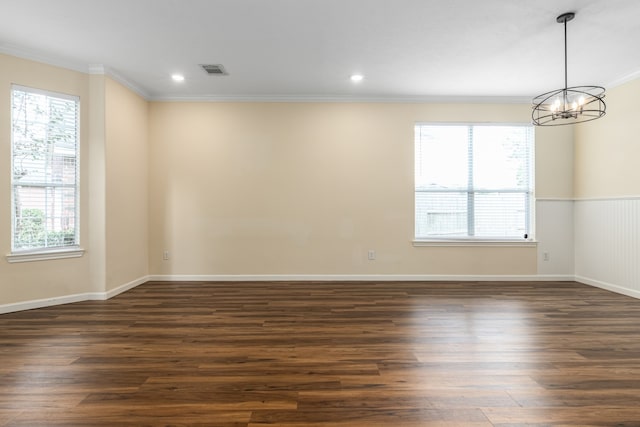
[1,0,639,101]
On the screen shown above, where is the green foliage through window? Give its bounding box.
[11,86,79,251]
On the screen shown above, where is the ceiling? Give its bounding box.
[1,0,639,101]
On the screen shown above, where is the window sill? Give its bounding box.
[6,247,85,263]
[413,239,537,247]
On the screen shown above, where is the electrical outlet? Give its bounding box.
[163,250,170,261]
[368,250,376,260]
[543,252,550,262]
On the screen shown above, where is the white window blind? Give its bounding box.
[415,123,534,240]
[11,85,80,252]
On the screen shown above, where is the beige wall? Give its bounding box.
[0,55,150,308]
[148,101,573,276]
[89,74,107,293]
[1,51,581,310]
[105,78,149,290]
[535,125,574,199]
[574,78,640,199]
[0,54,92,304]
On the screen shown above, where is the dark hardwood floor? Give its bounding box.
[2,280,640,426]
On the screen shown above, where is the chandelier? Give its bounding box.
[531,12,606,126]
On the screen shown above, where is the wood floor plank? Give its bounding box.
[296,389,519,410]
[2,280,640,425]
[248,407,492,424]
[0,410,22,427]
[5,407,252,426]
[483,406,640,426]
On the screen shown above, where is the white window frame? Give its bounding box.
[7,85,84,262]
[413,122,536,246]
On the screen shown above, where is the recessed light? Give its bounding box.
[350,74,364,82]
[171,74,185,82]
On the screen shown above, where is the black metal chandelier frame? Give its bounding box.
[531,12,606,126]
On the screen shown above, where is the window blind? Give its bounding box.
[415,124,534,240]
[11,85,80,252]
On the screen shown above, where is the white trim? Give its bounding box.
[575,275,640,300]
[103,67,151,100]
[535,197,575,201]
[532,274,576,282]
[0,43,88,74]
[86,64,151,99]
[0,292,97,315]
[88,64,106,74]
[535,197,640,202]
[534,196,640,202]
[148,95,533,104]
[0,275,149,314]
[6,274,637,315]
[607,69,640,90]
[148,274,574,282]
[104,276,150,299]
[6,248,85,263]
[412,240,536,247]
[0,47,531,104]
[574,196,640,202]
[0,46,150,99]
[3,42,638,104]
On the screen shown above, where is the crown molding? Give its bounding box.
[0,42,88,74]
[0,44,151,100]
[10,42,634,105]
[88,64,106,74]
[89,64,151,99]
[606,69,640,90]
[148,94,533,104]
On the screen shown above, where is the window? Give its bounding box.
[415,123,534,241]
[11,85,80,253]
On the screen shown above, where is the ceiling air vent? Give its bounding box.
[200,64,228,75]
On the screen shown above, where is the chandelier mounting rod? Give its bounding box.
[557,12,574,91]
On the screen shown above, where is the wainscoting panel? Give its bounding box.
[575,198,640,298]
[536,200,574,276]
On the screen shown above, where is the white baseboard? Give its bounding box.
[147,274,576,282]
[575,275,640,300]
[5,273,638,315]
[103,276,150,299]
[0,275,150,315]
[0,292,96,315]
